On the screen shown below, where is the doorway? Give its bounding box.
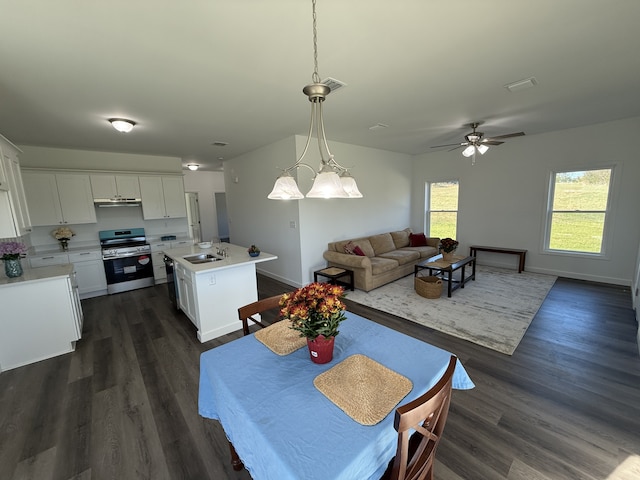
[185,192,202,243]
[215,192,230,242]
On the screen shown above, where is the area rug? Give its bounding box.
[345,266,557,355]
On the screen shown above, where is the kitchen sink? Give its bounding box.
[183,253,223,264]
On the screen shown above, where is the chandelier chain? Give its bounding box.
[311,0,320,84]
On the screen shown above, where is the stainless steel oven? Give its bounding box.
[100,228,155,294]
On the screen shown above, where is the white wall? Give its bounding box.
[183,170,225,243]
[225,135,413,287]
[411,116,640,285]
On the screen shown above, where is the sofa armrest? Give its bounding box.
[323,251,372,270]
[426,237,440,248]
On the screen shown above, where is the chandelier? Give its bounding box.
[268,0,362,200]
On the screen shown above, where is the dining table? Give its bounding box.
[198,311,474,480]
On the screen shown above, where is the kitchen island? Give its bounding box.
[163,243,277,343]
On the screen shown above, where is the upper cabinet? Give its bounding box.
[23,172,97,226]
[90,174,141,199]
[0,135,32,237]
[139,175,187,220]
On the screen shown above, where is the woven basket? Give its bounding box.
[414,275,443,299]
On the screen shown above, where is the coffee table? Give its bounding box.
[414,254,476,297]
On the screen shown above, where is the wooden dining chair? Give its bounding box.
[382,355,457,480]
[238,294,285,336]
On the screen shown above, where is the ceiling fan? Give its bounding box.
[431,122,525,163]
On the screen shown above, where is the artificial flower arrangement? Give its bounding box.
[439,237,459,253]
[280,282,347,339]
[0,241,28,260]
[52,226,75,241]
[247,244,260,255]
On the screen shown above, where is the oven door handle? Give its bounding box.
[103,251,150,260]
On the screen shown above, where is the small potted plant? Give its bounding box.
[247,245,261,257]
[280,282,347,364]
[0,241,28,278]
[52,226,75,251]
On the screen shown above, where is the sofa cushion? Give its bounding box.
[409,233,428,247]
[378,249,421,265]
[370,233,396,256]
[334,238,375,257]
[390,229,411,248]
[369,257,399,275]
[401,245,439,258]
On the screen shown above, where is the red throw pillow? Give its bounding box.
[409,233,428,247]
[353,245,366,256]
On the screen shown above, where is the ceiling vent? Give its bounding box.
[504,77,537,93]
[211,141,228,147]
[368,123,389,131]
[321,77,347,94]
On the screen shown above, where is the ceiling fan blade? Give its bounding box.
[431,142,466,149]
[447,145,465,152]
[481,140,504,146]
[483,132,525,141]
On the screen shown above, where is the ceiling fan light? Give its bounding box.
[306,169,349,198]
[462,145,475,157]
[268,173,304,200]
[109,118,135,133]
[477,144,489,155]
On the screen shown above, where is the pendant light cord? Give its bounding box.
[311,0,320,84]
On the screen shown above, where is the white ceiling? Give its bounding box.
[1,1,639,171]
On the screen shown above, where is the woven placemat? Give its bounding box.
[254,320,307,355]
[426,255,465,268]
[313,354,413,426]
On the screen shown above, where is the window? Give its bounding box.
[545,168,613,254]
[427,181,458,239]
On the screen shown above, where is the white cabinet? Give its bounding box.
[150,241,170,282]
[29,252,69,268]
[23,172,97,226]
[90,174,141,199]
[0,266,83,372]
[0,135,32,237]
[68,250,107,299]
[139,176,187,220]
[176,262,197,325]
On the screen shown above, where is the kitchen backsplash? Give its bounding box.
[28,205,189,252]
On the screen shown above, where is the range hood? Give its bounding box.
[94,198,142,207]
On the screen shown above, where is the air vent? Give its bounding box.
[321,77,347,93]
[504,77,537,92]
[368,123,389,131]
[211,141,228,147]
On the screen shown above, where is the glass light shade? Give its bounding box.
[268,173,304,200]
[340,173,363,198]
[477,144,489,155]
[462,145,475,157]
[187,164,199,171]
[306,169,349,198]
[110,119,135,133]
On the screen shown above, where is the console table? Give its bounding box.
[469,245,527,273]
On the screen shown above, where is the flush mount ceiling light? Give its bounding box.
[109,118,136,133]
[187,164,199,171]
[268,0,361,200]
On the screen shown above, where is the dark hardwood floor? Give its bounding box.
[1,275,639,479]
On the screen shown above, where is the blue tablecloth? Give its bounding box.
[199,311,474,480]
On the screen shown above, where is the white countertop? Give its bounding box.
[163,242,277,274]
[0,264,74,286]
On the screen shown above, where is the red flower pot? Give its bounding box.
[307,335,335,364]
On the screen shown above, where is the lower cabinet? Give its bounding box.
[0,266,83,372]
[176,263,197,326]
[68,251,107,299]
[30,250,107,299]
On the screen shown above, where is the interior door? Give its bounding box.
[185,192,201,243]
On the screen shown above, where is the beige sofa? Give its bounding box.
[323,229,440,292]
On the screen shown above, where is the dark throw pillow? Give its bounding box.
[353,245,366,256]
[409,233,428,247]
